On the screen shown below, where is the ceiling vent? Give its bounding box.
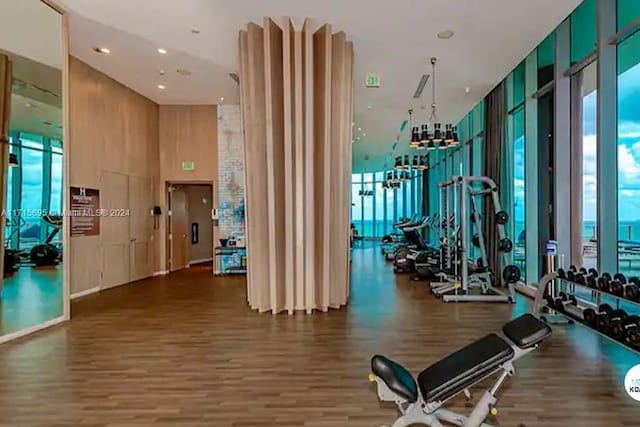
[229,73,240,84]
[413,74,430,98]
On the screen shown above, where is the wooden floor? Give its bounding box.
[0,247,639,426]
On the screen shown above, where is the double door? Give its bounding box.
[101,171,154,289]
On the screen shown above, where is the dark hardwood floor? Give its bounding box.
[0,246,639,426]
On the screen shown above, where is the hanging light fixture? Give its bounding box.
[9,153,19,167]
[394,156,403,170]
[448,126,459,147]
[416,57,458,150]
[403,155,410,170]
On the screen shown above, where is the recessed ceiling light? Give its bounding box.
[352,122,355,126]
[220,97,224,101]
[176,68,191,76]
[93,47,111,54]
[191,28,201,34]
[158,69,166,75]
[367,105,372,110]
[158,47,168,54]
[157,84,166,90]
[363,133,367,136]
[358,127,362,131]
[357,137,361,140]
[465,86,471,94]
[437,30,454,40]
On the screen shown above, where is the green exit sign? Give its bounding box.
[366,74,380,88]
[182,161,195,171]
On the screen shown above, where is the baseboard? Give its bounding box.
[0,316,66,345]
[153,270,169,276]
[188,257,214,266]
[71,286,100,300]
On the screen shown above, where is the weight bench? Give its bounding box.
[369,314,551,427]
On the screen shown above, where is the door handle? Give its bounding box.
[183,234,187,238]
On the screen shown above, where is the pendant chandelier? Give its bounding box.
[410,57,458,150]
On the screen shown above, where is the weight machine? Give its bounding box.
[430,176,519,303]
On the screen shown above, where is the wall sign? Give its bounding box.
[182,161,195,171]
[70,187,100,237]
[365,74,380,88]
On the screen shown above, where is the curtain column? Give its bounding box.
[0,54,13,294]
[239,18,354,314]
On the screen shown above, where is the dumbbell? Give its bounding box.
[609,273,627,297]
[624,277,640,301]
[596,308,627,334]
[574,268,599,287]
[554,292,578,312]
[597,273,613,292]
[627,317,640,349]
[611,315,640,342]
[583,303,613,327]
[566,265,578,282]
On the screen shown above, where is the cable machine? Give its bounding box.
[431,175,520,303]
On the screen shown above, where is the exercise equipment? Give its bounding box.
[393,216,431,273]
[495,210,509,225]
[596,308,627,334]
[583,303,612,327]
[550,292,577,312]
[611,316,638,341]
[573,268,598,287]
[29,215,62,267]
[624,277,640,301]
[369,314,551,427]
[431,176,516,303]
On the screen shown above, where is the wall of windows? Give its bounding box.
[443,0,640,283]
[6,132,64,250]
[351,170,423,238]
[617,26,640,274]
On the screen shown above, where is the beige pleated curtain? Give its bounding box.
[0,54,13,291]
[239,18,354,314]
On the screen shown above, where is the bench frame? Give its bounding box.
[369,336,535,427]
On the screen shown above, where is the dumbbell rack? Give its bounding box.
[533,272,640,355]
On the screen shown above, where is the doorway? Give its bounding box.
[167,183,214,272]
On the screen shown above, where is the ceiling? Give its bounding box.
[56,0,582,171]
[0,0,63,141]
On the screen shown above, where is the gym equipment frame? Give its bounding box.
[369,314,551,427]
[431,176,517,303]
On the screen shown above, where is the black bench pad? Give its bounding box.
[418,333,513,403]
[371,355,418,403]
[502,313,552,348]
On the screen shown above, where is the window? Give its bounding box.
[513,108,526,277]
[582,62,598,267]
[618,0,640,31]
[538,33,555,88]
[374,179,385,237]
[617,31,640,274]
[50,153,63,214]
[386,186,395,231]
[351,174,362,236]
[513,62,526,107]
[570,0,597,64]
[20,137,44,249]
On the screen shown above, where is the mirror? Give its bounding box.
[0,0,64,338]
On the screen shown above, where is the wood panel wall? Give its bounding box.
[158,105,218,272]
[239,18,354,314]
[69,57,159,294]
